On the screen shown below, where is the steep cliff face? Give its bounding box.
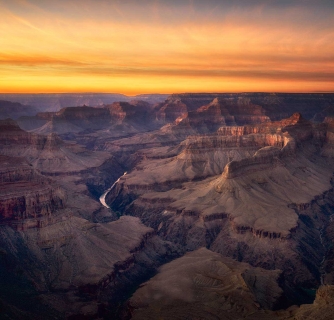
[0,119,59,149]
[107,100,152,121]
[0,186,66,224]
[212,97,270,125]
[155,97,188,123]
[222,146,283,179]
[171,99,229,134]
[0,155,67,228]
[0,156,38,183]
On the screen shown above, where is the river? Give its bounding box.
[99,172,127,209]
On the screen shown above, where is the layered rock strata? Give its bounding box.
[107,113,314,203]
[0,155,67,230]
[156,93,334,123]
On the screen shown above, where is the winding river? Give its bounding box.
[99,172,127,209]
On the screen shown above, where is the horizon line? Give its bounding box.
[0,91,334,96]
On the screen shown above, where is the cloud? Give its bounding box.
[0,0,334,93]
[0,54,86,67]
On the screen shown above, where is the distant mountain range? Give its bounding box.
[0,93,169,114]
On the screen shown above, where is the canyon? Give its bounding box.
[0,93,334,319]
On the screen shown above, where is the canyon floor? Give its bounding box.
[0,93,334,319]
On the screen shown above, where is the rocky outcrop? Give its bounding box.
[290,285,334,319]
[222,146,283,179]
[129,255,334,320]
[165,97,271,135]
[170,99,231,134]
[0,119,64,150]
[0,155,66,227]
[0,119,113,174]
[107,100,152,122]
[0,156,38,183]
[0,185,66,223]
[155,97,188,123]
[221,113,321,179]
[42,106,111,131]
[0,216,177,318]
[29,100,159,135]
[162,93,334,121]
[128,248,284,319]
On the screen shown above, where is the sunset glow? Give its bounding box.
[1,0,334,94]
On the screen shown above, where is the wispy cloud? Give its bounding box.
[0,0,334,93]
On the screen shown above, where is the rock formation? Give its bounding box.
[0,155,66,227]
[129,249,334,320]
[158,93,334,122]
[128,248,284,319]
[0,215,176,318]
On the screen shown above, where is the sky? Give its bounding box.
[0,0,334,94]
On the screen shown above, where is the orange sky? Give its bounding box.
[0,0,334,94]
